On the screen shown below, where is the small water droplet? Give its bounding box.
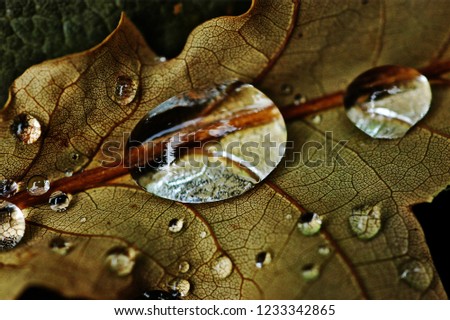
[294,93,306,105]
[113,75,138,105]
[105,246,138,277]
[0,179,19,198]
[11,113,42,144]
[168,218,184,233]
[167,278,190,297]
[211,255,233,279]
[48,191,71,212]
[80,217,87,223]
[297,212,322,236]
[49,238,73,255]
[281,84,293,95]
[349,204,381,240]
[399,259,433,291]
[255,251,272,269]
[318,244,331,256]
[26,175,50,196]
[285,213,293,220]
[344,65,432,139]
[301,263,320,281]
[64,170,73,177]
[127,81,287,203]
[178,261,190,273]
[139,290,179,300]
[70,153,80,162]
[0,201,25,250]
[311,114,322,124]
[200,231,207,239]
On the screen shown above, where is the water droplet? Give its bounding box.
[127,81,287,203]
[311,114,322,124]
[139,290,179,300]
[10,113,42,144]
[285,213,293,220]
[318,244,331,256]
[154,56,167,63]
[255,251,272,269]
[0,179,18,198]
[281,84,293,95]
[178,261,190,273]
[0,201,25,250]
[70,153,80,162]
[80,217,87,223]
[168,218,184,233]
[399,259,433,291]
[294,93,306,105]
[301,263,320,281]
[297,212,322,236]
[64,170,73,177]
[167,278,190,297]
[49,238,73,255]
[349,204,381,240]
[26,175,50,196]
[113,75,138,105]
[344,65,432,139]
[211,255,233,279]
[105,246,138,277]
[200,231,207,239]
[48,191,71,212]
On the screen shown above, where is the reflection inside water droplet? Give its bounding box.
[297,212,322,236]
[26,175,50,196]
[344,65,432,139]
[294,93,306,105]
[127,82,287,203]
[167,278,190,297]
[301,263,320,281]
[11,113,42,144]
[113,75,138,105]
[399,259,434,291]
[48,191,71,212]
[255,251,272,269]
[211,255,233,279]
[168,218,184,233]
[349,204,381,240]
[105,246,138,277]
[49,238,73,255]
[0,179,18,198]
[178,261,190,273]
[0,201,25,250]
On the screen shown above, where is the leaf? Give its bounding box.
[0,0,449,299]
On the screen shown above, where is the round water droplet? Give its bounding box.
[64,170,73,177]
[199,231,207,239]
[0,179,18,198]
[26,175,50,196]
[140,290,179,300]
[211,255,233,279]
[399,259,433,291]
[49,238,73,255]
[285,213,293,220]
[297,212,322,236]
[80,217,87,223]
[113,75,138,105]
[349,204,381,240]
[311,114,322,124]
[127,81,287,203]
[48,191,71,212]
[281,84,293,95]
[167,278,190,297]
[255,251,272,269]
[301,263,320,281]
[344,65,432,139]
[168,218,184,233]
[0,201,25,250]
[318,244,331,256]
[294,93,306,105]
[178,261,190,273]
[11,113,42,144]
[105,246,138,277]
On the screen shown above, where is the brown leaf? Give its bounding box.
[1,0,449,299]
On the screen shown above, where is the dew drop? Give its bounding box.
[49,238,73,255]
[140,290,179,300]
[281,84,293,95]
[344,65,432,139]
[255,251,272,269]
[105,246,138,277]
[178,261,190,273]
[113,75,138,105]
[64,170,73,177]
[11,113,42,144]
[211,255,233,279]
[167,278,190,297]
[0,201,25,250]
[0,179,18,198]
[318,244,331,256]
[26,175,50,196]
[200,231,207,239]
[297,212,322,236]
[127,81,287,203]
[48,191,71,212]
[399,259,433,291]
[349,204,381,240]
[311,114,322,124]
[285,213,293,220]
[80,217,87,223]
[168,218,184,233]
[294,93,306,105]
[301,263,320,281]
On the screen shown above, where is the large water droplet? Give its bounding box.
[0,201,25,250]
[399,259,433,291]
[127,82,287,203]
[168,218,184,233]
[349,204,381,240]
[11,113,42,144]
[140,290,179,300]
[211,255,233,279]
[49,238,73,255]
[113,75,138,105]
[344,65,432,139]
[167,278,190,297]
[178,261,190,274]
[105,246,138,277]
[48,191,71,212]
[301,263,320,281]
[26,175,50,196]
[255,251,272,269]
[0,179,18,198]
[297,212,322,236]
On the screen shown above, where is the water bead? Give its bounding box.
[0,201,25,250]
[48,191,71,212]
[26,175,50,196]
[11,113,42,144]
[0,179,18,198]
[349,204,381,240]
[255,251,272,269]
[113,75,138,105]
